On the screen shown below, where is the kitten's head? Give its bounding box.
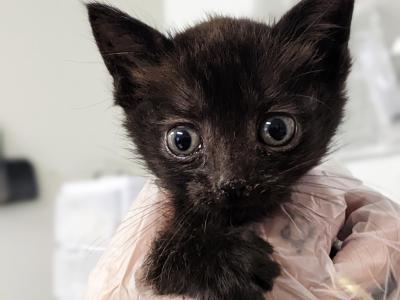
[88,0,354,225]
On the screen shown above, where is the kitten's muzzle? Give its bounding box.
[219,181,250,202]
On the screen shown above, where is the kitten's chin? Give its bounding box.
[172,184,291,226]
[217,196,286,226]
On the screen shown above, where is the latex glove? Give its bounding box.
[264,163,400,300]
[84,162,400,299]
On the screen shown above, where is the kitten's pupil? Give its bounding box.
[166,126,200,156]
[260,115,296,147]
[175,130,192,151]
[266,118,287,141]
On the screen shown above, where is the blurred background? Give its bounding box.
[0,0,399,299]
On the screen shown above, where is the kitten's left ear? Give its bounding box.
[87,3,173,109]
[273,0,354,80]
[275,0,354,45]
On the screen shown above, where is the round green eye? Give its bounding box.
[166,126,201,157]
[260,115,296,147]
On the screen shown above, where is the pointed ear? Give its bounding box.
[275,0,354,45]
[87,3,173,108]
[273,0,354,81]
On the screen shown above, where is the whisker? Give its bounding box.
[277,157,322,177]
[281,69,326,86]
[103,50,137,56]
[287,93,334,113]
[155,204,199,266]
[160,206,202,281]
[118,199,164,226]
[83,192,165,255]
[289,189,334,203]
[115,199,166,234]
[115,205,164,237]
[116,212,171,255]
[301,173,360,183]
[280,204,302,234]
[295,181,356,192]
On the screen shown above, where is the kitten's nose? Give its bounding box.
[219,181,247,201]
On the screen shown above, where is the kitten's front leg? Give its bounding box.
[144,225,281,300]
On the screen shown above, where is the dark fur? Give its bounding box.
[87,1,354,299]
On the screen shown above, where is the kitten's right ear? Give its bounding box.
[87,3,173,108]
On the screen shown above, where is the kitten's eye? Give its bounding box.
[166,126,201,157]
[260,115,296,147]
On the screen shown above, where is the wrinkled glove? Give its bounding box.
[84,162,400,300]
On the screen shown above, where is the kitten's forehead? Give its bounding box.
[166,18,275,120]
[162,21,317,127]
[174,17,272,62]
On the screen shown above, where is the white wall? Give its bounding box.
[0,1,163,299]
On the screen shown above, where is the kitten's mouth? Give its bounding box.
[183,181,288,225]
[217,184,271,207]
[215,192,282,225]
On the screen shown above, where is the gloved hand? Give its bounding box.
[84,162,400,299]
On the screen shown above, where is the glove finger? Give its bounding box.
[333,189,400,299]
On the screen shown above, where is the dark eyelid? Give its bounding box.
[256,98,301,115]
[160,117,201,130]
[267,104,300,115]
[256,106,300,129]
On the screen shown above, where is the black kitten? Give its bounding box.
[87,0,354,299]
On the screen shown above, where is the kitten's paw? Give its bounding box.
[144,228,280,300]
